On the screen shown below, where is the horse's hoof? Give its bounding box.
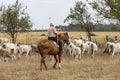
[53,66,56,69]
[40,68,42,71]
[58,64,62,70]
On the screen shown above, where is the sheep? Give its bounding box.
[104,42,120,57]
[80,41,90,56]
[63,43,70,55]
[89,42,98,57]
[81,41,98,57]
[105,35,117,42]
[74,47,81,60]
[2,43,19,55]
[0,37,10,44]
[69,42,76,57]
[104,42,112,55]
[17,44,32,57]
[31,44,38,52]
[67,39,97,58]
[69,39,83,47]
[65,41,82,60]
[80,36,89,41]
[0,47,15,62]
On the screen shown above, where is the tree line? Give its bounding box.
[55,24,120,32]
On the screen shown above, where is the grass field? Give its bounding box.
[1,31,120,43]
[0,31,120,80]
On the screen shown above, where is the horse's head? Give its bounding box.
[57,32,70,44]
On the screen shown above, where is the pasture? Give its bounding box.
[0,31,120,80]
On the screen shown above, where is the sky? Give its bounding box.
[0,0,82,30]
[1,0,111,30]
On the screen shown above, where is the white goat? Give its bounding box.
[70,39,83,47]
[0,38,10,44]
[105,42,120,57]
[81,41,98,57]
[89,42,98,57]
[2,43,18,59]
[0,47,15,62]
[17,44,32,57]
[74,47,81,60]
[66,41,82,60]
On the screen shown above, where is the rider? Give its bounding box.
[48,23,62,54]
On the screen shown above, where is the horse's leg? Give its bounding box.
[40,57,43,70]
[40,56,47,70]
[58,54,62,69]
[53,55,58,69]
[42,56,47,70]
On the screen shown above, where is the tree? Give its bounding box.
[64,1,96,40]
[0,0,32,43]
[90,0,120,24]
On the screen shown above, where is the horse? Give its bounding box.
[37,32,70,70]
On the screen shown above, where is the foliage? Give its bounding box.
[64,1,96,40]
[0,0,32,43]
[90,0,120,24]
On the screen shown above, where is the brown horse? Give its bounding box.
[37,32,70,70]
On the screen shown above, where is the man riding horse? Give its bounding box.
[48,23,62,55]
[38,23,70,70]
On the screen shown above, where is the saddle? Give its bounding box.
[52,41,59,48]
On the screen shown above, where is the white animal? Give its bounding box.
[105,42,120,57]
[74,46,81,60]
[17,44,32,57]
[2,43,18,60]
[80,36,89,41]
[65,41,82,60]
[63,43,70,55]
[31,44,38,52]
[88,42,98,57]
[81,41,98,57]
[69,42,76,57]
[0,38,10,44]
[80,41,90,55]
[0,47,16,62]
[70,39,83,47]
[104,42,113,54]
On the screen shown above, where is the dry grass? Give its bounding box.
[0,31,120,80]
[0,52,120,80]
[0,31,120,43]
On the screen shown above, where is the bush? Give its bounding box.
[41,34,46,36]
[90,33,96,36]
[87,33,96,36]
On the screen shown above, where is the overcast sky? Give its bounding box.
[1,0,84,29]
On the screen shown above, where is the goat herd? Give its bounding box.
[63,35,119,61]
[0,37,36,62]
[0,34,119,63]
